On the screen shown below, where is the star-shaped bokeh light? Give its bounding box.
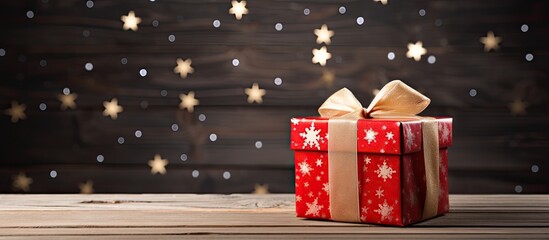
[58,93,77,110]
[229,0,248,20]
[148,154,168,175]
[252,184,270,194]
[245,83,266,104]
[322,69,335,85]
[121,11,141,31]
[5,101,26,123]
[79,180,94,194]
[312,46,331,66]
[406,41,427,61]
[480,31,502,52]
[314,24,334,45]
[12,172,32,192]
[509,99,528,115]
[179,91,199,113]
[174,58,194,79]
[374,0,388,5]
[103,98,123,120]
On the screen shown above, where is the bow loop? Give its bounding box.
[318,80,430,119]
[318,88,364,119]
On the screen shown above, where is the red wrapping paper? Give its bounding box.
[290,117,452,226]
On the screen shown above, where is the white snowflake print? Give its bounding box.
[360,206,370,222]
[298,161,312,176]
[375,187,384,199]
[403,124,415,150]
[440,123,450,143]
[364,128,378,144]
[385,131,394,140]
[315,158,323,167]
[300,121,322,150]
[315,176,321,181]
[382,125,387,130]
[375,160,396,182]
[291,118,300,125]
[305,198,324,217]
[296,195,302,202]
[308,192,314,198]
[374,200,394,221]
[364,156,371,165]
[322,183,329,194]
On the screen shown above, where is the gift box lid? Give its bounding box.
[290,117,452,154]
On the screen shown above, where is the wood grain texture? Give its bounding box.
[0,194,548,238]
[0,0,548,193]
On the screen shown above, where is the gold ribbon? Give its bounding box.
[318,80,439,222]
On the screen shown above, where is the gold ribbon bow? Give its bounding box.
[318,80,440,223]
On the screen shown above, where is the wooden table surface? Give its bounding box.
[0,194,547,239]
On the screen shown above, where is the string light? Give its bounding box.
[275,23,283,31]
[26,10,34,19]
[338,6,346,14]
[213,19,221,28]
[387,52,395,60]
[85,62,93,71]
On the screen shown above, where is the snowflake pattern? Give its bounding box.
[364,156,371,165]
[375,187,384,199]
[364,128,378,144]
[374,200,394,221]
[385,131,394,140]
[300,121,322,150]
[298,161,312,176]
[360,206,370,222]
[305,198,324,217]
[375,160,396,182]
[291,118,300,125]
[322,183,329,194]
[315,158,323,167]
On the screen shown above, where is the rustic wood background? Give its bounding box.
[0,0,547,194]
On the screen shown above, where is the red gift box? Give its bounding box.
[289,81,452,226]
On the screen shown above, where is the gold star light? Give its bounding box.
[314,24,334,45]
[12,172,32,192]
[58,93,77,110]
[179,91,199,113]
[79,180,94,194]
[103,98,123,120]
[406,41,427,61]
[322,69,335,85]
[245,83,266,104]
[312,46,331,66]
[229,0,248,20]
[374,0,388,5]
[5,101,26,123]
[148,154,168,175]
[480,31,502,52]
[174,58,194,79]
[121,11,141,31]
[509,99,528,115]
[252,184,270,194]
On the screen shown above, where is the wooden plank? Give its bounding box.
[0,194,548,238]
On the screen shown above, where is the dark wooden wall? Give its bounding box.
[0,0,548,194]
